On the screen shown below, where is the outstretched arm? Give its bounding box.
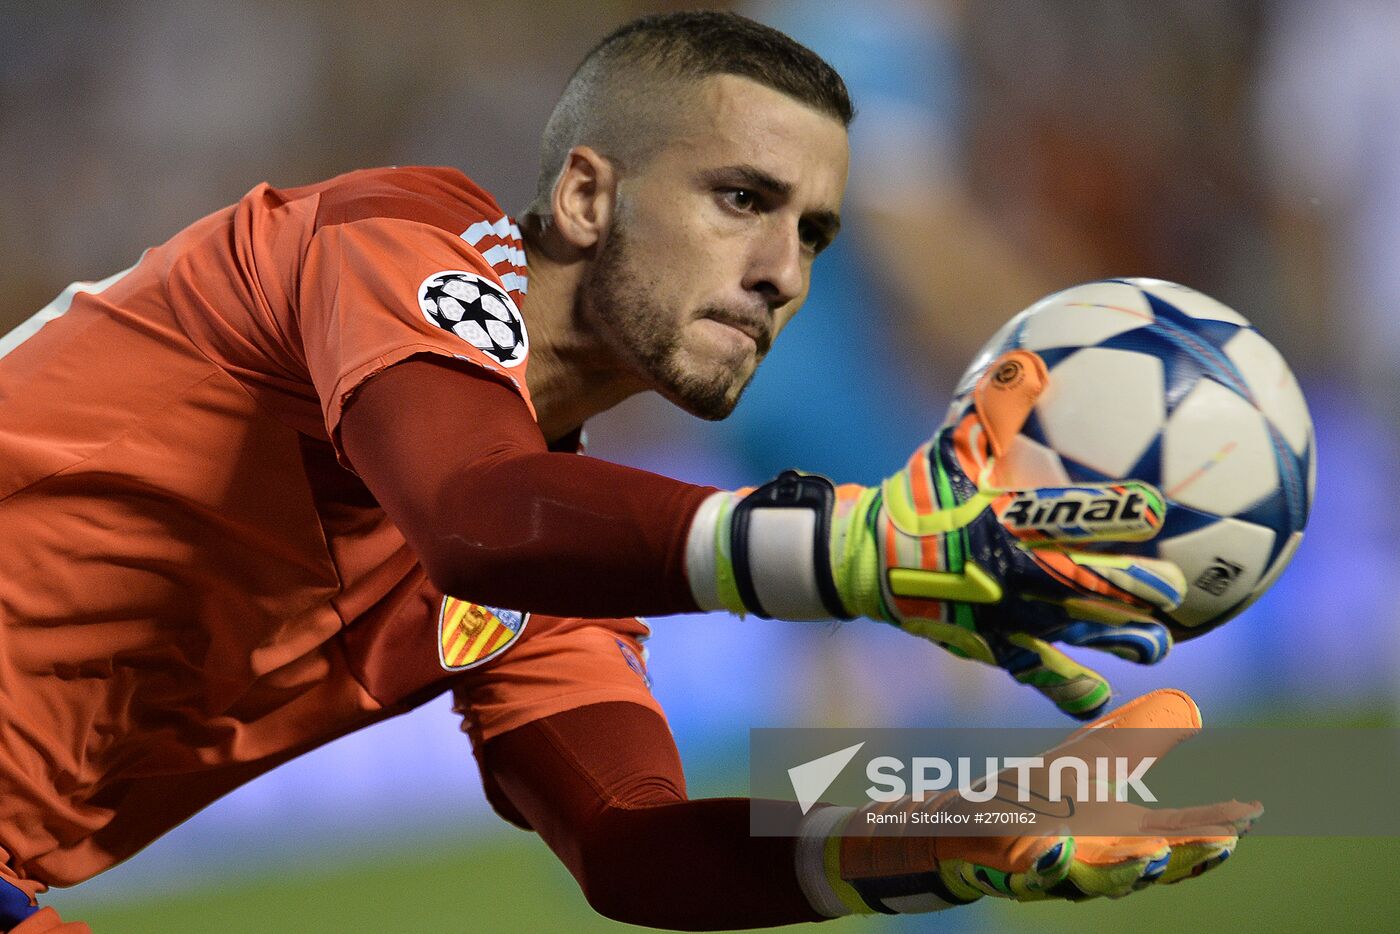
[339,356,713,618]
[476,693,1253,930]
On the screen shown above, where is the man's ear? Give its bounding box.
[550,146,618,251]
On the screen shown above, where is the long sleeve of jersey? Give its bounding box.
[338,356,714,617]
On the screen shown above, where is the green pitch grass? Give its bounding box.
[52,833,1400,933]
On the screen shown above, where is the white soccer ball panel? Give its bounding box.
[444,279,481,303]
[1128,279,1251,325]
[485,319,515,347]
[437,296,466,322]
[1162,379,1277,515]
[1037,348,1165,478]
[1018,282,1154,351]
[1157,518,1277,629]
[453,320,490,346]
[995,434,1073,488]
[480,294,508,320]
[1224,328,1312,455]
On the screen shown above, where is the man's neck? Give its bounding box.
[518,225,645,444]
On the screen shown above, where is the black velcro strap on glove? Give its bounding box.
[729,470,852,621]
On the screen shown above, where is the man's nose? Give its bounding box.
[743,223,804,309]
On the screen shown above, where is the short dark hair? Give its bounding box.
[529,10,853,213]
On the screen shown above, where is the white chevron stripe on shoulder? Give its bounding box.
[480,244,526,268]
[499,272,528,294]
[461,219,495,245]
[461,215,520,246]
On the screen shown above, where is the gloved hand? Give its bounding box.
[687,349,1186,719]
[818,689,1259,914]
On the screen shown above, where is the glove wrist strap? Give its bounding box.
[686,472,853,620]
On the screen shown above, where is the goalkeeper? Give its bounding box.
[0,11,1245,932]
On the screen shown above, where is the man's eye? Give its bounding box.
[723,189,757,212]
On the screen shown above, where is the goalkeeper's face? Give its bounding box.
[582,75,848,419]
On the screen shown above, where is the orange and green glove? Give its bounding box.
[798,689,1258,916]
[687,350,1185,719]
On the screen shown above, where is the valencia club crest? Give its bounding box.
[438,598,528,671]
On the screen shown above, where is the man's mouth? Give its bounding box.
[703,311,770,353]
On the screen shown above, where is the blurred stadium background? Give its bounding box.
[3,0,1398,930]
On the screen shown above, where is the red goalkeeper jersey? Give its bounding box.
[0,167,663,895]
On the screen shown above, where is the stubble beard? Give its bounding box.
[581,219,762,420]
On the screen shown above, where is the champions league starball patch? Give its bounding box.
[418,270,528,367]
[438,597,528,670]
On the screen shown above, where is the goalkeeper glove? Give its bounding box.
[799,689,1259,916]
[686,350,1186,719]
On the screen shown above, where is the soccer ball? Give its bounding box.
[949,278,1314,638]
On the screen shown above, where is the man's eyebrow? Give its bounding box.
[702,164,843,242]
[701,163,794,198]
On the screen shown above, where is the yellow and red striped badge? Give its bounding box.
[438,598,528,671]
